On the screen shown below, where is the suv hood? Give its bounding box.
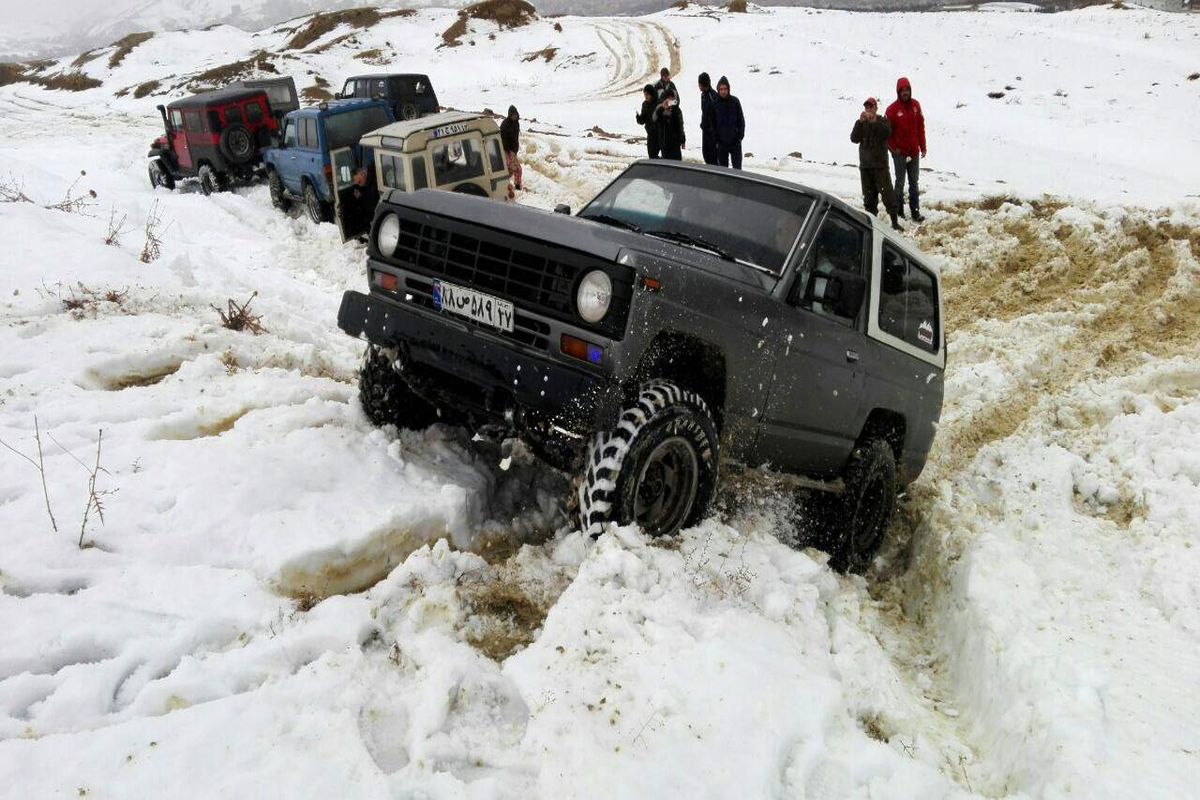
[383,189,776,289]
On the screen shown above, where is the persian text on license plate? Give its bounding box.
[432,280,515,333]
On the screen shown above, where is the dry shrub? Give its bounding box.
[46,170,98,214]
[286,8,413,51]
[728,0,748,11]
[1188,73,1199,81]
[353,48,386,64]
[522,46,558,63]
[29,71,103,91]
[187,52,276,90]
[213,292,266,335]
[71,49,103,69]
[107,32,154,69]
[443,0,535,47]
[0,62,29,86]
[301,84,334,103]
[139,200,166,263]
[132,80,160,98]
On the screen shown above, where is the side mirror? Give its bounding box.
[553,204,571,215]
[333,92,343,100]
[819,269,867,319]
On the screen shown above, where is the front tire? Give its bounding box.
[304,181,331,224]
[578,380,719,538]
[358,345,440,430]
[831,439,897,574]
[268,169,290,211]
[148,159,175,191]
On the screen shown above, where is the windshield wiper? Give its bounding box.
[645,229,736,262]
[580,213,642,234]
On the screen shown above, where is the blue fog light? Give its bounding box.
[586,344,604,364]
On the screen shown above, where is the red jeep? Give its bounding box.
[148,87,279,195]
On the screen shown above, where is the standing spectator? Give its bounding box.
[851,97,902,231]
[698,72,719,165]
[635,84,660,159]
[703,76,745,169]
[653,67,678,104]
[654,95,685,160]
[500,105,523,191]
[885,77,926,222]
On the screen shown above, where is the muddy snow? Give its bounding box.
[2,4,1199,798]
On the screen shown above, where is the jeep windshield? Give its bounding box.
[579,162,814,274]
[326,107,392,150]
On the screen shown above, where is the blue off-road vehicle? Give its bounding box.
[262,99,392,230]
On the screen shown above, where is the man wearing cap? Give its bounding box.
[885,77,926,222]
[851,97,902,231]
[653,67,679,105]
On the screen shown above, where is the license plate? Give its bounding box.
[432,280,514,333]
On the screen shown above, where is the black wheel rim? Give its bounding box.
[229,130,252,158]
[634,436,699,536]
[850,473,888,562]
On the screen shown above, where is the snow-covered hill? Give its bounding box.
[1,4,1199,798]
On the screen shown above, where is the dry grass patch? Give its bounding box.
[522,46,558,63]
[132,80,160,99]
[301,84,334,103]
[186,52,276,90]
[728,0,749,11]
[107,32,154,69]
[28,71,103,91]
[443,0,536,47]
[286,8,414,51]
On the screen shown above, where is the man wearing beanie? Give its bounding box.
[698,72,719,165]
[851,97,902,231]
[702,75,745,169]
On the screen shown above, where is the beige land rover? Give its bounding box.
[329,111,512,240]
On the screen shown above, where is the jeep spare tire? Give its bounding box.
[219,124,255,165]
[579,380,719,538]
[399,102,419,121]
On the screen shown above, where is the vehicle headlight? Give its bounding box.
[376,213,400,257]
[576,269,612,323]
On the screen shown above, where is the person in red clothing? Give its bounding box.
[885,77,926,223]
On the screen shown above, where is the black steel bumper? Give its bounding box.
[337,289,622,431]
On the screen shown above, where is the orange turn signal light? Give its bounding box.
[561,334,604,365]
[373,271,398,292]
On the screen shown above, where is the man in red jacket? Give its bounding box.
[885,77,926,223]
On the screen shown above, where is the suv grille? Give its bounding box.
[388,209,631,339]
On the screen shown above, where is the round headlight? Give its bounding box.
[376,213,400,257]
[576,269,612,324]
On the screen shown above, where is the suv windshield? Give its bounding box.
[580,163,813,274]
[325,107,392,150]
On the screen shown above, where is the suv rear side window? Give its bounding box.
[184,110,205,132]
[880,245,939,352]
[245,102,263,124]
[486,137,505,173]
[301,117,318,149]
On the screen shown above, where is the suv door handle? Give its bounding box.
[845,349,860,363]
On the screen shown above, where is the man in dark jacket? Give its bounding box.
[851,97,902,231]
[635,84,660,159]
[653,68,678,104]
[698,72,719,165]
[885,77,926,222]
[500,105,523,191]
[653,95,685,160]
[702,76,745,169]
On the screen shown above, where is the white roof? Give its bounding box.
[363,111,493,141]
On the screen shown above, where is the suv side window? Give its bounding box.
[283,119,298,147]
[170,109,184,128]
[301,117,318,149]
[412,156,429,190]
[245,102,263,125]
[342,80,355,98]
[486,137,505,174]
[879,245,940,353]
[184,110,204,132]
[432,138,485,186]
[379,154,406,190]
[225,106,243,125]
[374,79,388,98]
[798,211,868,322]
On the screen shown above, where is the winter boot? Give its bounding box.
[910,208,925,223]
[897,207,906,220]
[890,212,904,232]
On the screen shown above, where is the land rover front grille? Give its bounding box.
[388,210,631,339]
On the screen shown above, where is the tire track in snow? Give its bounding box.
[580,19,680,101]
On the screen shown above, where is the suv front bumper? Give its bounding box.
[337,289,622,432]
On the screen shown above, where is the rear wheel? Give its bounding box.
[358,345,440,430]
[578,380,719,538]
[148,159,175,191]
[268,169,290,211]
[303,181,331,224]
[830,439,897,574]
[197,164,225,196]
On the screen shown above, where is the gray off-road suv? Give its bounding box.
[337,161,945,571]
